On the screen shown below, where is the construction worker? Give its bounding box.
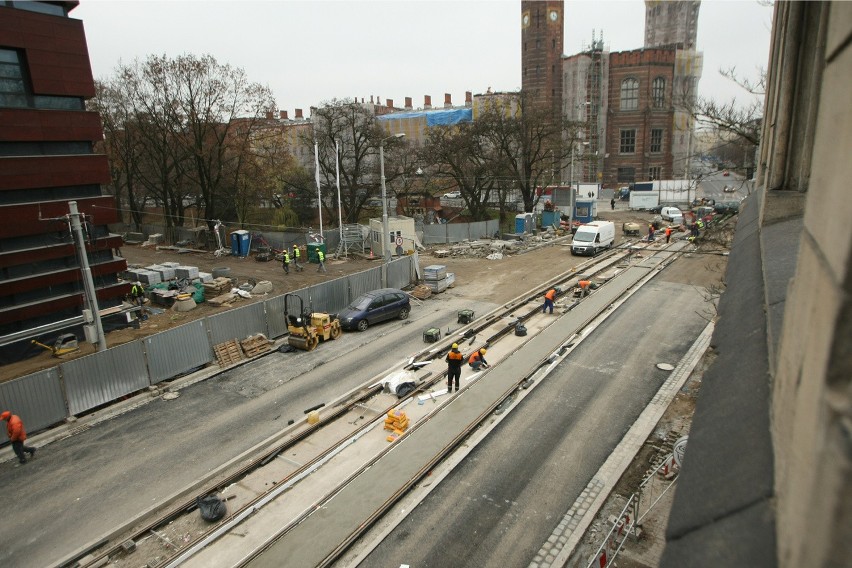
[445,343,464,393]
[665,226,673,243]
[648,224,656,241]
[578,280,591,297]
[317,249,326,273]
[1,411,36,464]
[281,249,290,274]
[292,244,304,272]
[542,288,556,314]
[468,348,489,371]
[131,281,144,306]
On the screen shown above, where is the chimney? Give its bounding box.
[444,93,452,108]
[465,91,473,107]
[280,110,288,120]
[405,97,412,110]
[387,99,393,108]
[424,95,432,109]
[265,111,274,120]
[295,108,303,119]
[370,95,374,103]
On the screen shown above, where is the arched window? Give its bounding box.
[652,77,666,108]
[620,78,638,110]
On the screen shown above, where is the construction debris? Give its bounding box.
[410,285,432,300]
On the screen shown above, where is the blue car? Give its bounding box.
[337,288,411,331]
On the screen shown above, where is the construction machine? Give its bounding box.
[284,294,342,351]
[31,333,80,357]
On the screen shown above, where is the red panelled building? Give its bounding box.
[0,1,127,354]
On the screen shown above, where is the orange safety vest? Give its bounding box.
[469,351,483,364]
[579,280,591,289]
[447,350,464,362]
[545,289,556,301]
[665,227,672,236]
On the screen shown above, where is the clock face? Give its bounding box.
[523,14,530,26]
[549,10,558,21]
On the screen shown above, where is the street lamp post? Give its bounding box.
[380,132,405,287]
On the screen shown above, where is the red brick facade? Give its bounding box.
[604,48,676,186]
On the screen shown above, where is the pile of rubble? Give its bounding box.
[429,232,563,260]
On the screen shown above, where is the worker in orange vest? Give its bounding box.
[542,288,556,314]
[445,343,465,392]
[468,348,489,371]
[665,226,673,243]
[1,410,36,464]
[578,280,592,297]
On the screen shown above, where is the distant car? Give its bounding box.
[660,206,683,223]
[617,187,631,201]
[364,197,383,207]
[442,191,462,199]
[648,203,679,214]
[723,170,730,176]
[723,185,737,193]
[337,288,411,331]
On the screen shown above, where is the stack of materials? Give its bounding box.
[384,409,410,442]
[409,285,432,300]
[240,333,271,357]
[204,277,237,306]
[423,264,449,294]
[175,265,200,280]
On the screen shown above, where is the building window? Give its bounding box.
[617,167,635,183]
[650,128,663,153]
[552,39,556,49]
[649,166,661,180]
[652,77,666,108]
[536,39,541,49]
[620,78,639,110]
[620,129,636,154]
[11,1,67,16]
[0,49,27,108]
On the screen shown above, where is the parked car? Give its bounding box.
[337,288,411,331]
[723,185,737,193]
[364,197,383,207]
[617,187,631,201]
[442,191,462,199]
[713,200,740,214]
[648,202,676,214]
[723,170,730,176]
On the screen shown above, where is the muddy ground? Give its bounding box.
[1,207,727,383]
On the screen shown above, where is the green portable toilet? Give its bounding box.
[307,242,327,263]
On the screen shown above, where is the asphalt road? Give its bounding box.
[0,294,496,568]
[354,277,709,568]
[699,172,751,201]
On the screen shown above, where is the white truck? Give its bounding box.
[629,192,659,211]
[571,221,615,256]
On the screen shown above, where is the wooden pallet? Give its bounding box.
[410,285,432,300]
[214,339,244,367]
[241,334,271,357]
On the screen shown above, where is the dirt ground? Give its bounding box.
[1,207,726,383]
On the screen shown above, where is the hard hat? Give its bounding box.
[480,348,487,355]
[452,343,459,349]
[0,411,10,421]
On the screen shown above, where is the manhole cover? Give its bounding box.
[656,363,675,371]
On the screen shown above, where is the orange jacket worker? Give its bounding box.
[542,288,556,314]
[445,343,465,392]
[1,411,36,464]
[468,348,489,371]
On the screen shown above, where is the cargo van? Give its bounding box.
[571,221,615,256]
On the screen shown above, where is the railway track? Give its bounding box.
[65,241,675,568]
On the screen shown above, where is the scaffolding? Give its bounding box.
[334,224,368,258]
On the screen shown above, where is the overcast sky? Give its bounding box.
[72,0,773,115]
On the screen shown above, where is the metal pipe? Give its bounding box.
[69,201,107,351]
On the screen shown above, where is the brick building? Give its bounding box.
[0,1,127,357]
[604,48,676,186]
[521,0,563,120]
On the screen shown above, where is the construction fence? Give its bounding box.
[421,219,501,245]
[0,255,417,441]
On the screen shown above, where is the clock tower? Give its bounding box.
[521,0,564,121]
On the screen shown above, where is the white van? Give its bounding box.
[571,221,615,256]
[660,206,684,225]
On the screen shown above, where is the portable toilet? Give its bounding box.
[307,242,327,263]
[230,230,250,257]
[515,213,534,234]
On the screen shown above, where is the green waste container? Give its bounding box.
[307,242,327,263]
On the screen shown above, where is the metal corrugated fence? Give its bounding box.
[207,302,268,346]
[146,321,212,383]
[62,341,149,416]
[0,368,65,439]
